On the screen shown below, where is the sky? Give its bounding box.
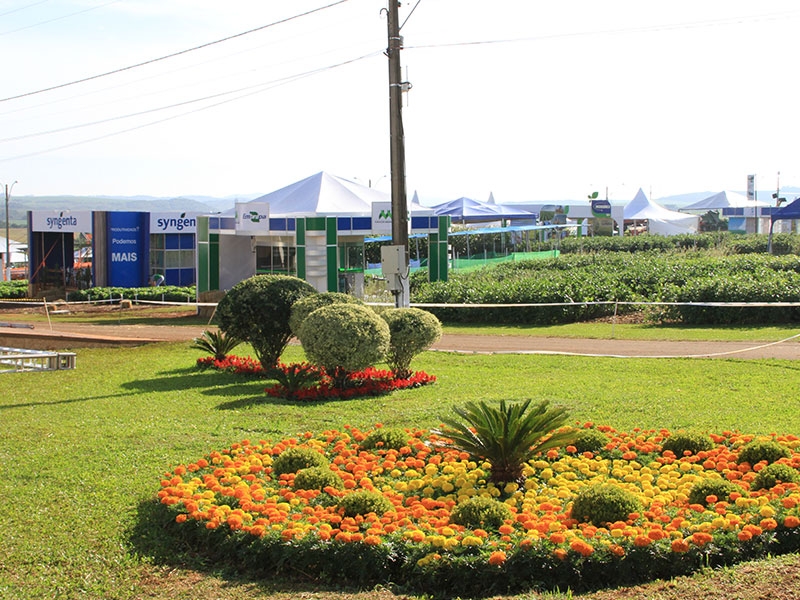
[1,0,799,204]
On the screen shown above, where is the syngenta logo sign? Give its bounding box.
[155,213,196,231]
[46,212,78,230]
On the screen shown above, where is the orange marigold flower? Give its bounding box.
[760,518,778,531]
[690,532,713,547]
[738,530,752,542]
[570,539,594,557]
[553,548,568,561]
[784,515,800,528]
[549,532,566,545]
[175,514,188,523]
[633,535,651,547]
[488,551,507,566]
[671,538,690,553]
[610,544,625,557]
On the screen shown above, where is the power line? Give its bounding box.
[0,0,51,19]
[0,0,352,103]
[0,50,380,162]
[0,0,122,36]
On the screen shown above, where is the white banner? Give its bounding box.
[371,202,393,233]
[235,202,270,233]
[31,210,92,232]
[150,212,199,233]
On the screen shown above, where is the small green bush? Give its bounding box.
[381,307,442,379]
[338,491,394,517]
[360,428,408,451]
[449,496,513,530]
[573,429,609,454]
[297,304,390,379]
[292,466,344,491]
[190,329,242,361]
[271,447,329,477]
[661,432,714,457]
[752,463,800,491]
[737,440,791,466]
[688,478,741,505]
[215,274,316,369]
[570,484,641,527]
[288,292,363,336]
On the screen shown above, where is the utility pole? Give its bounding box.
[386,0,410,307]
[4,181,16,282]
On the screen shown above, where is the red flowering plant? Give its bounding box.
[196,355,436,401]
[157,424,800,596]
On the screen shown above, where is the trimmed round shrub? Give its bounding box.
[297,304,390,375]
[573,428,609,454]
[292,466,344,491]
[449,496,513,530]
[338,491,394,517]
[288,292,363,336]
[271,447,329,477]
[661,432,714,457]
[737,440,791,466]
[360,428,409,451]
[752,463,800,491]
[215,274,316,368]
[570,484,642,527]
[381,308,442,379]
[688,478,741,506]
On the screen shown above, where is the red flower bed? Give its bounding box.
[196,356,436,401]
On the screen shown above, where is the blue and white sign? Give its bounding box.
[107,212,148,287]
[150,212,199,233]
[31,210,92,232]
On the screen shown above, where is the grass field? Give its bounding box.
[1,333,799,599]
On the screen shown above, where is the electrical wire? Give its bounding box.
[0,0,122,36]
[0,0,352,103]
[0,50,381,162]
[0,0,51,19]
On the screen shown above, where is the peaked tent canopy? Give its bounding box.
[624,188,699,235]
[249,171,390,216]
[682,190,768,211]
[431,196,534,223]
[768,197,800,252]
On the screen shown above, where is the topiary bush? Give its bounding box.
[449,496,513,530]
[570,484,642,527]
[380,307,442,379]
[752,463,800,491]
[338,491,394,517]
[292,466,344,491]
[271,447,329,477]
[688,478,741,506]
[215,274,316,369]
[737,440,792,466]
[288,292,363,337]
[360,428,409,451]
[297,304,390,387]
[661,432,714,457]
[573,428,609,454]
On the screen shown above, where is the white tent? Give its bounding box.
[682,190,768,211]
[249,172,387,216]
[624,188,699,235]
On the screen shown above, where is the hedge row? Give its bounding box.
[0,280,28,299]
[65,285,196,303]
[411,253,800,325]
[558,233,800,255]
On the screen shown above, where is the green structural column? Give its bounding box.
[196,216,219,293]
[326,217,337,292]
[296,219,306,280]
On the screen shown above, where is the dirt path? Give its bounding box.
[2,313,799,359]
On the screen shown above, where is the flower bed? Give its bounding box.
[196,356,436,401]
[157,425,800,597]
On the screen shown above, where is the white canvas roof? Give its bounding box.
[682,190,768,211]
[624,188,699,235]
[248,172,432,217]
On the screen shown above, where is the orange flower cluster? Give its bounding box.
[158,425,800,567]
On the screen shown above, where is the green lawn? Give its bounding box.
[1,342,799,599]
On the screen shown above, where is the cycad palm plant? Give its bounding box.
[433,399,575,485]
[191,329,242,361]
